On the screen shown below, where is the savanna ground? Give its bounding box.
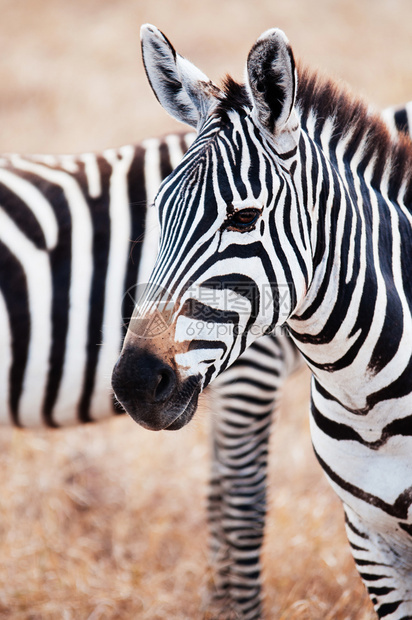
[0,1,411,618]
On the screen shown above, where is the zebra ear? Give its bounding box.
[141,24,221,129]
[246,28,299,150]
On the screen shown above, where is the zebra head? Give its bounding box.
[112,25,313,430]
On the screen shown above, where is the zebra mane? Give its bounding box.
[296,64,412,204]
[215,66,412,205]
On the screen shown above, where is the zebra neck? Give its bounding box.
[286,127,412,414]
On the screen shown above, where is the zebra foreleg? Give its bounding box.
[207,335,301,619]
[344,505,412,619]
[208,393,272,619]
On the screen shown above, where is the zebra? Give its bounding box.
[112,24,412,619]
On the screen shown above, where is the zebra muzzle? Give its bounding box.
[111,345,200,431]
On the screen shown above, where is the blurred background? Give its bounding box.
[0,0,411,618]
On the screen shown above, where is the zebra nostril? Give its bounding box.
[153,366,177,403]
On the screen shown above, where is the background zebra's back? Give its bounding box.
[0,137,194,427]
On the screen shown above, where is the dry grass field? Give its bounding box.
[0,1,411,618]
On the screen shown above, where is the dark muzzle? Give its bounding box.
[111,346,200,430]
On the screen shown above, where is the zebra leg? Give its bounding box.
[207,334,301,619]
[344,504,412,619]
[208,397,271,620]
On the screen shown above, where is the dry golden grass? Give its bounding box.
[0,371,376,620]
[0,1,411,618]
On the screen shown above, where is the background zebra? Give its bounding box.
[0,135,190,427]
[113,24,412,618]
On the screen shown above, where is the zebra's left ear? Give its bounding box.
[246,29,300,152]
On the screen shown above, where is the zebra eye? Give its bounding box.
[227,208,261,231]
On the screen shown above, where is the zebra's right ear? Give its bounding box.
[141,24,221,130]
[246,28,300,152]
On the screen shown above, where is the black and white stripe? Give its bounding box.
[381,101,412,139]
[0,137,187,426]
[119,24,412,619]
